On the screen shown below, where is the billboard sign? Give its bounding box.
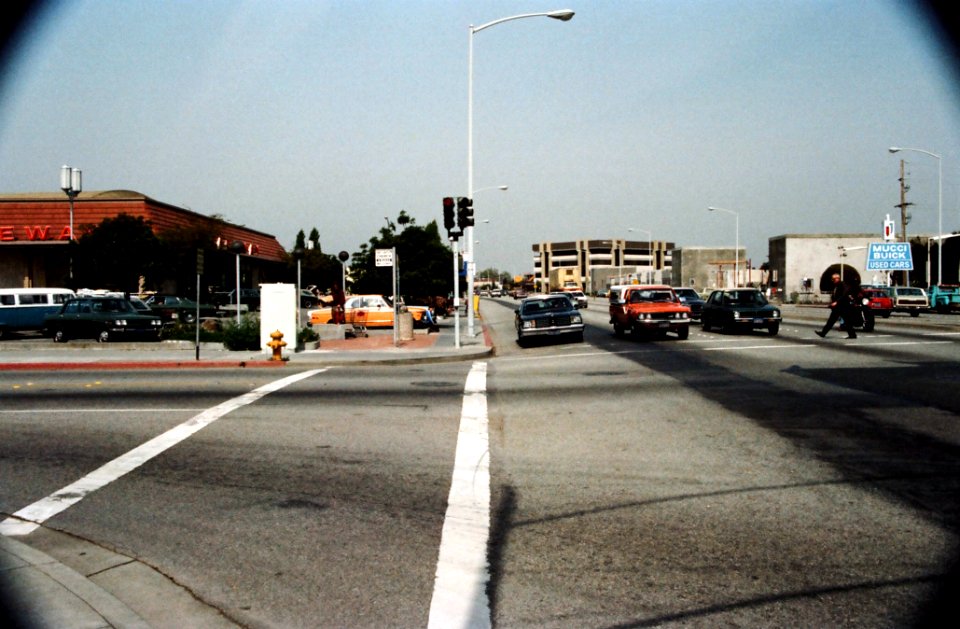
[865,242,913,271]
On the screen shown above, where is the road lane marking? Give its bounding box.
[0,369,327,537]
[429,361,491,629]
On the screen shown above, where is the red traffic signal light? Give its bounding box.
[443,197,456,231]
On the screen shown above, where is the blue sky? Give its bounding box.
[2,0,959,275]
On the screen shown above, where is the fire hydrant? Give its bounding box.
[266,329,287,361]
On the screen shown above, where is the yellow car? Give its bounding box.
[308,294,429,328]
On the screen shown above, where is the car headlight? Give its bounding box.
[522,320,534,330]
[571,314,582,324]
[113,319,128,326]
[772,310,781,318]
[151,319,162,326]
[733,311,742,320]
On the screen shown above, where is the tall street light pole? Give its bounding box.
[889,146,942,286]
[467,9,574,337]
[59,165,82,283]
[707,206,740,287]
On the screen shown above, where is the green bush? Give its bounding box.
[221,316,262,351]
[161,322,224,343]
[298,326,319,344]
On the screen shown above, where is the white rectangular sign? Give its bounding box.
[375,248,394,267]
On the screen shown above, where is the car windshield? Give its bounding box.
[90,299,135,313]
[725,291,766,306]
[675,289,699,300]
[522,297,570,314]
[630,290,674,303]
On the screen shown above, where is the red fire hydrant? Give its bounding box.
[266,329,287,361]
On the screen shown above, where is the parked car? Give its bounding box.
[515,293,584,346]
[889,286,928,317]
[701,288,781,335]
[299,290,319,308]
[144,294,217,323]
[928,284,960,313]
[673,287,705,320]
[861,286,893,319]
[0,287,74,339]
[308,294,429,328]
[219,288,261,312]
[608,284,691,340]
[43,296,163,342]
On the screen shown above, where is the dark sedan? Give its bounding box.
[44,296,163,342]
[515,293,584,346]
[701,288,781,335]
[674,287,705,320]
[145,294,218,323]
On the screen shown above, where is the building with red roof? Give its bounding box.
[0,190,288,292]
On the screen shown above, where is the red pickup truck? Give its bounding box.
[608,284,692,340]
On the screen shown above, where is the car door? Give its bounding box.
[364,297,393,326]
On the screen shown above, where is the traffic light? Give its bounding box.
[443,197,456,231]
[456,196,474,229]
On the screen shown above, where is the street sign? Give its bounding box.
[866,242,913,271]
[375,248,394,267]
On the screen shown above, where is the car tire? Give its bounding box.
[676,326,689,340]
[53,329,67,343]
[183,312,197,324]
[910,310,920,318]
[613,323,625,337]
[572,332,584,343]
[768,323,780,336]
[98,330,110,343]
[516,335,527,348]
[702,318,711,332]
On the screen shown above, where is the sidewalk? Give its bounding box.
[0,315,491,628]
[0,316,493,370]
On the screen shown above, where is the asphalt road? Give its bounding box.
[2,300,959,627]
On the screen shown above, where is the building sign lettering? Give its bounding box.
[0,225,72,241]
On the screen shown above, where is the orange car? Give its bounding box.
[308,294,429,328]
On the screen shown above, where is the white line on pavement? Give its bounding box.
[429,361,491,629]
[0,368,327,537]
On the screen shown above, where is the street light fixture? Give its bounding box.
[707,206,740,287]
[59,165,81,282]
[467,10,574,338]
[889,146,942,286]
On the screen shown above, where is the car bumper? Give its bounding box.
[728,317,779,328]
[518,324,584,337]
[633,320,690,331]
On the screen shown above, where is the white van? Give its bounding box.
[0,288,75,338]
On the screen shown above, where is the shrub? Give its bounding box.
[298,326,319,344]
[221,316,262,351]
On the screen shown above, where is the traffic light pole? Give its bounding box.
[452,237,460,349]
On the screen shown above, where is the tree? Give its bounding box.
[75,214,162,292]
[350,213,452,301]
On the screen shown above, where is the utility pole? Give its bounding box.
[895,159,913,285]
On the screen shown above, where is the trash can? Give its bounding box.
[398,311,414,341]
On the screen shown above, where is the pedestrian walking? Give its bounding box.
[817,273,857,339]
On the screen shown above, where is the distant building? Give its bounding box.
[532,239,674,294]
[766,233,956,301]
[0,190,287,292]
